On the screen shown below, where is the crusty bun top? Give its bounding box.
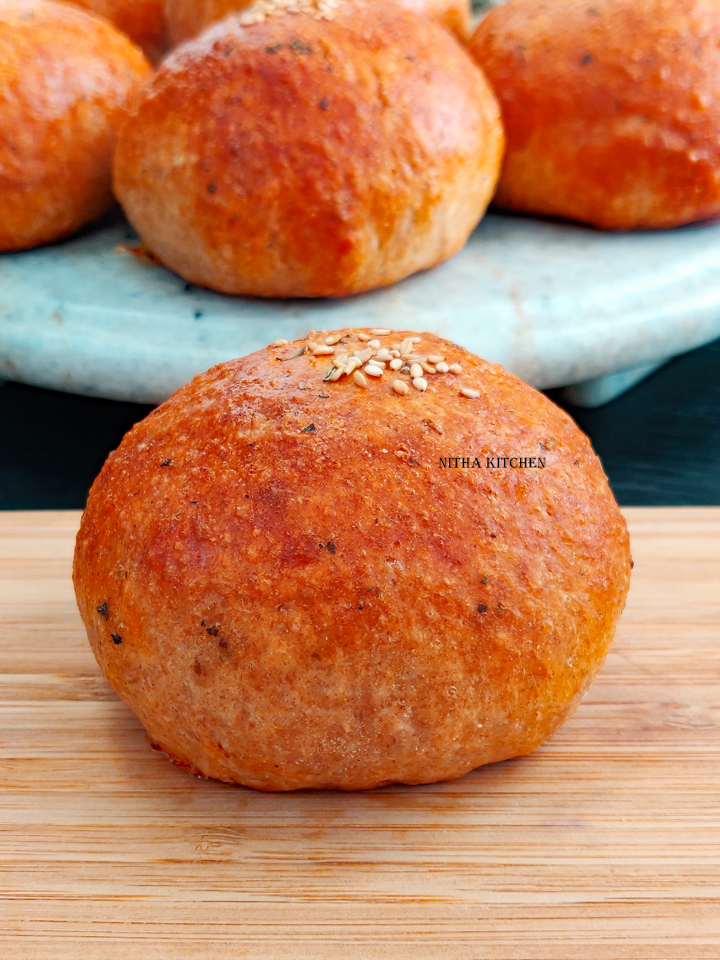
[74,329,631,792]
[164,0,472,48]
[113,1,503,298]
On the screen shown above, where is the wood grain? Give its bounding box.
[0,508,718,959]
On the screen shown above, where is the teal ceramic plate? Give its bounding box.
[2,210,720,406]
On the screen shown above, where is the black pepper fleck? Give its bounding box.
[207,182,217,193]
[319,98,329,110]
[160,459,173,467]
[97,601,108,620]
[302,423,316,433]
[218,638,228,649]
[111,634,122,645]
[290,38,312,55]
[326,541,336,554]
[477,603,488,613]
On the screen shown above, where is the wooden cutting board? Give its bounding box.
[0,508,718,959]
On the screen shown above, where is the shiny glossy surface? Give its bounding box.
[73,329,630,790]
[115,7,502,297]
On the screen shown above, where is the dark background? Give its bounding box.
[1,335,719,509]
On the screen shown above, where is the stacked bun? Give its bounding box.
[469,0,720,230]
[64,0,167,61]
[0,0,151,253]
[114,0,503,298]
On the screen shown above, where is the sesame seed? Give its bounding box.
[400,338,414,356]
[449,363,462,374]
[334,352,349,366]
[374,348,393,361]
[273,339,289,346]
[329,366,345,381]
[460,387,481,399]
[410,363,423,380]
[307,341,321,352]
[436,362,449,373]
[412,377,428,392]
[404,354,426,363]
[325,333,343,345]
[392,380,409,395]
[354,347,373,363]
[424,418,444,434]
[353,371,367,388]
[390,343,401,351]
[368,339,381,349]
[367,358,386,367]
[427,355,444,364]
[410,337,422,344]
[389,358,403,370]
[312,345,335,356]
[356,332,372,341]
[343,357,361,375]
[239,0,341,25]
[365,365,383,377]
[370,328,391,335]
[420,361,436,374]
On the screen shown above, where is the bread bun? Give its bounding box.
[165,0,472,48]
[63,0,167,61]
[113,2,503,298]
[74,329,631,792]
[469,0,720,230]
[0,0,152,253]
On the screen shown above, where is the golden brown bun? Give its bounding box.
[74,329,631,792]
[469,0,720,230]
[0,0,152,254]
[165,0,472,47]
[113,3,503,298]
[62,0,167,61]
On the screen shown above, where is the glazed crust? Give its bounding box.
[0,0,152,254]
[63,0,167,61]
[73,330,631,792]
[164,0,472,48]
[113,5,503,298]
[469,0,720,230]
